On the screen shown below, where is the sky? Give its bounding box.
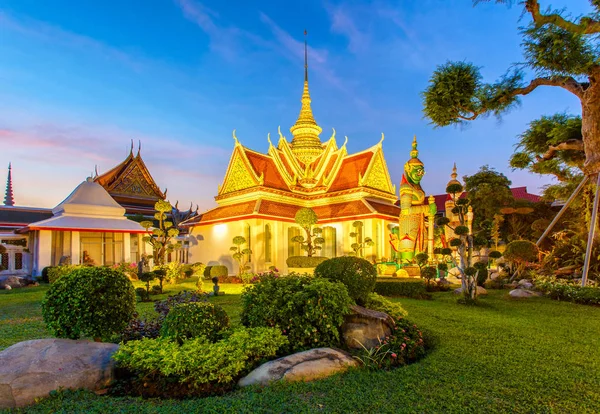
[0,0,589,211]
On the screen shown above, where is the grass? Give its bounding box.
[2,284,600,413]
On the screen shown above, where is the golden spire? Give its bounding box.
[410,135,419,159]
[447,162,462,189]
[290,29,323,165]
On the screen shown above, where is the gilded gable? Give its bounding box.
[219,149,261,195]
[359,149,395,194]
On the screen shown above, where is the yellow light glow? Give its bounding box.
[213,224,228,240]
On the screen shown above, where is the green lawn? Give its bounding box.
[2,284,600,413]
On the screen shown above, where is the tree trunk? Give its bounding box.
[582,82,600,174]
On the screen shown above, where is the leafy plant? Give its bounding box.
[314,256,377,306]
[364,292,408,319]
[240,274,353,353]
[348,221,374,257]
[374,280,432,300]
[230,236,252,277]
[113,327,287,398]
[210,265,228,278]
[154,290,208,318]
[291,208,324,257]
[420,266,437,286]
[47,265,83,284]
[140,200,181,266]
[285,256,329,268]
[161,302,230,343]
[504,240,539,280]
[42,266,135,341]
[138,271,156,302]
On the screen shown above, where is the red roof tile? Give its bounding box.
[328,152,373,192]
[182,201,257,225]
[244,150,290,192]
[417,187,543,213]
[366,200,400,218]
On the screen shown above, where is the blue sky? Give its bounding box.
[0,0,588,210]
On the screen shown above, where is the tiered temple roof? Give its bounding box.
[183,37,399,228]
[94,144,166,217]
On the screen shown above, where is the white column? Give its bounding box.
[123,232,131,263]
[36,230,52,275]
[71,231,80,265]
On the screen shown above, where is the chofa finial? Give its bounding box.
[232,129,239,145]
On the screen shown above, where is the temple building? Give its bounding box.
[17,177,148,275]
[182,41,401,274]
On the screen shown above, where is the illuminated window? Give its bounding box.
[322,226,337,258]
[80,232,124,266]
[264,224,272,263]
[288,227,302,257]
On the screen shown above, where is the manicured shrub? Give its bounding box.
[241,274,353,353]
[153,268,167,293]
[135,287,148,301]
[203,265,213,279]
[161,302,230,343]
[41,266,54,283]
[420,266,437,285]
[474,261,489,286]
[154,290,208,317]
[354,317,426,370]
[374,280,432,299]
[536,279,600,306]
[138,271,155,301]
[314,256,377,305]
[286,256,329,268]
[42,266,135,341]
[210,265,228,278]
[47,265,82,284]
[150,285,162,295]
[365,292,408,319]
[113,327,288,398]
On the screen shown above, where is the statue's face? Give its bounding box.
[406,164,425,185]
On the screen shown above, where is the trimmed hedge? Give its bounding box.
[210,265,228,278]
[374,280,432,299]
[536,280,600,306]
[314,256,377,306]
[286,256,329,268]
[161,302,229,343]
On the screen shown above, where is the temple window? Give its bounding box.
[322,226,337,258]
[14,253,23,270]
[0,252,8,270]
[51,231,71,266]
[288,226,302,257]
[264,224,272,263]
[80,232,124,266]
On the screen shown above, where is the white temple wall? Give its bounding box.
[34,230,52,276]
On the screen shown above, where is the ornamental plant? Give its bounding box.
[138,271,156,302]
[364,292,408,320]
[504,240,539,280]
[314,256,377,306]
[161,302,230,343]
[348,221,374,257]
[113,327,288,398]
[141,200,180,266]
[42,266,135,342]
[240,274,353,353]
[291,207,324,257]
[230,236,252,277]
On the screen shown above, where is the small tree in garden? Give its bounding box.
[348,221,374,257]
[291,207,324,257]
[415,252,429,270]
[421,266,437,287]
[141,200,181,266]
[230,236,252,276]
[437,182,480,302]
[138,271,156,301]
[153,268,167,294]
[504,240,539,280]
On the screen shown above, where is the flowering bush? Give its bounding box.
[354,318,426,370]
[240,273,353,353]
[113,262,138,280]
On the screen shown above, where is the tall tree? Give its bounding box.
[464,165,514,231]
[422,0,597,174]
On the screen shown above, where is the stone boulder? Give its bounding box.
[0,339,119,409]
[238,348,358,387]
[518,279,534,289]
[0,276,26,289]
[341,305,395,350]
[489,271,499,280]
[509,289,542,298]
[453,286,488,295]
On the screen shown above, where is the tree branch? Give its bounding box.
[526,0,600,34]
[535,139,585,161]
[511,76,583,99]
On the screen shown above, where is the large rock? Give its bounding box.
[0,339,119,408]
[509,289,542,298]
[453,286,488,296]
[0,276,26,289]
[341,305,395,349]
[238,348,358,387]
[518,279,534,289]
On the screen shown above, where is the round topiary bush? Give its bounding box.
[314,256,377,306]
[240,274,353,353]
[210,265,228,278]
[504,240,538,264]
[161,302,230,343]
[41,266,54,283]
[42,266,136,341]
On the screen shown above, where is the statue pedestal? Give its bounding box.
[403,265,421,278]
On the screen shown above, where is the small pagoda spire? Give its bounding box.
[289,30,323,165]
[4,163,15,206]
